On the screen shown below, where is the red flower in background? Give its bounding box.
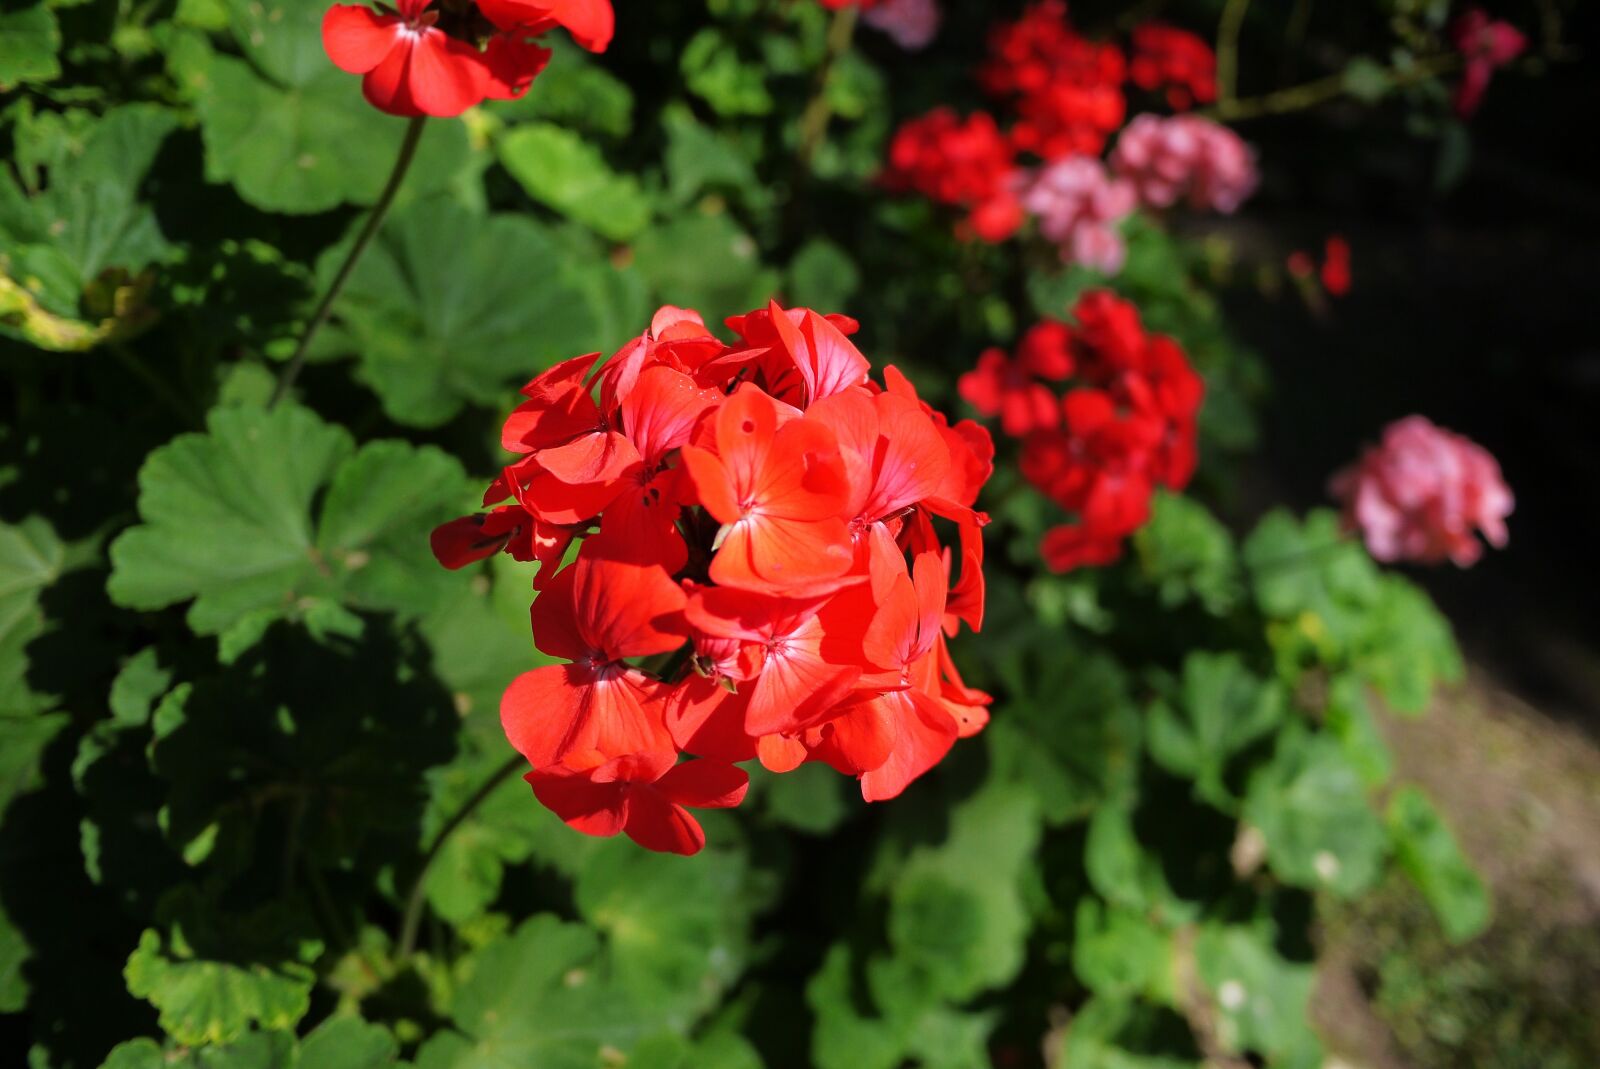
[882,109,1024,242]
[1321,235,1351,296]
[965,291,1202,572]
[1450,8,1527,117]
[1330,416,1512,567]
[1129,23,1217,111]
[980,0,1126,160]
[435,302,995,854]
[1285,235,1352,298]
[322,0,611,117]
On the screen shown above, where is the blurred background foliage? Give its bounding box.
[2,1,1597,1068]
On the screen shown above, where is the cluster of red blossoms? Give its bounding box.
[959,291,1202,572]
[322,0,612,117]
[881,1,1217,241]
[431,305,996,855]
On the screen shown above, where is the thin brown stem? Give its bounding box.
[270,115,426,409]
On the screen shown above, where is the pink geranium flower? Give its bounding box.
[1330,415,1513,567]
[1109,114,1258,214]
[1451,8,1527,117]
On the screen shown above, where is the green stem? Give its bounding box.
[397,751,524,960]
[1215,0,1252,104]
[270,115,426,409]
[796,5,859,172]
[1204,52,1460,122]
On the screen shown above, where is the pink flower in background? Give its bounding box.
[1451,8,1528,116]
[1330,416,1513,567]
[863,0,941,51]
[1110,114,1258,214]
[1017,156,1137,274]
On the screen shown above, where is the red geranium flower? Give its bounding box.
[322,0,493,117]
[322,0,608,117]
[963,291,1203,572]
[435,302,996,852]
[527,751,747,856]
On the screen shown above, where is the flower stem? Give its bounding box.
[796,5,860,172]
[1203,52,1459,122]
[1215,0,1252,105]
[270,114,427,409]
[397,750,524,960]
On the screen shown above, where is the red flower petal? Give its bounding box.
[322,4,401,75]
[406,31,491,118]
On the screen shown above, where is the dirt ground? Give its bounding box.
[1312,668,1600,1069]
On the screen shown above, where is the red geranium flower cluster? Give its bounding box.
[1129,23,1218,111]
[432,304,996,855]
[322,0,612,117]
[881,109,1025,241]
[980,0,1126,160]
[882,3,1224,246]
[959,291,1203,572]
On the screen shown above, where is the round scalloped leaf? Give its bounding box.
[322,201,623,427]
[107,403,467,659]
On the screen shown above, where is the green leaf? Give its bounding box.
[0,901,31,1013]
[807,944,916,1069]
[787,240,860,312]
[985,643,1140,824]
[0,516,69,819]
[888,784,1041,1001]
[1131,492,1240,615]
[489,37,633,137]
[681,29,773,117]
[107,404,466,658]
[1242,728,1386,897]
[632,214,781,326]
[1242,509,1385,672]
[1194,925,1321,1066]
[100,1032,295,1069]
[1071,899,1175,1003]
[0,515,64,710]
[124,927,317,1047]
[497,122,651,241]
[1054,997,1200,1069]
[1387,787,1490,943]
[0,5,61,88]
[0,105,176,322]
[223,0,326,87]
[662,104,761,208]
[1324,673,1392,787]
[807,943,997,1069]
[97,1014,397,1068]
[418,915,641,1069]
[1146,652,1284,809]
[322,200,629,427]
[1353,575,1462,714]
[759,760,850,834]
[109,648,174,728]
[575,841,753,1021]
[193,57,472,215]
[1343,56,1393,103]
[298,1015,402,1069]
[1084,803,1190,920]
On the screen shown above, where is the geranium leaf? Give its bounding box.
[107,404,466,658]
[319,200,633,427]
